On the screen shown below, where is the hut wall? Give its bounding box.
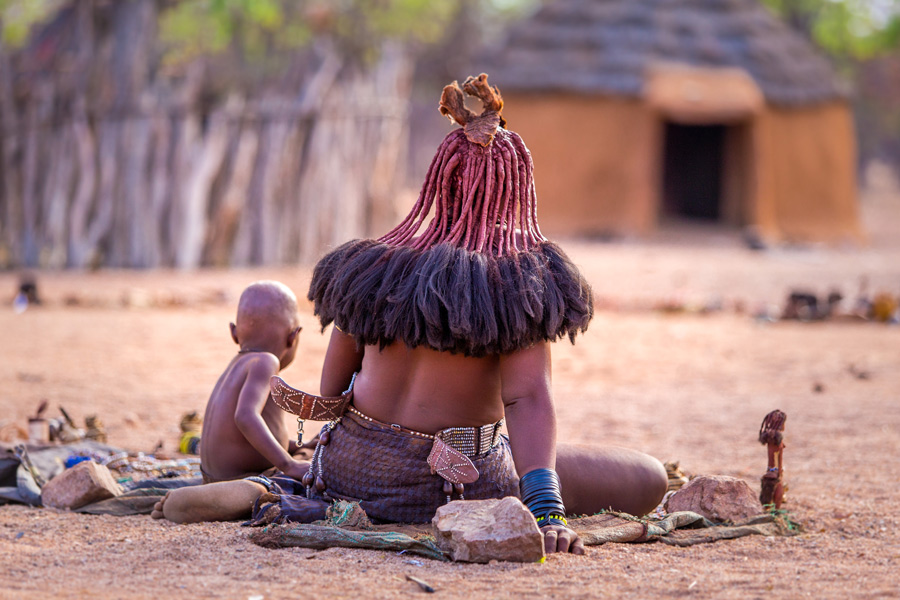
[504,93,860,244]
[503,94,657,237]
[722,122,755,226]
[755,102,862,242]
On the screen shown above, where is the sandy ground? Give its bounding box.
[1,172,899,599]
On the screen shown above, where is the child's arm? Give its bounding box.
[234,354,308,479]
[320,327,363,396]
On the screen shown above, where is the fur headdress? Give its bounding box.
[308,74,592,357]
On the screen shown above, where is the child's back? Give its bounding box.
[200,352,292,481]
[199,281,306,483]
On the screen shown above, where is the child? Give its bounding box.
[195,280,308,484]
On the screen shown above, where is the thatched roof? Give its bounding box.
[476,0,846,105]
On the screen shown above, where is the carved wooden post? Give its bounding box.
[758,409,786,508]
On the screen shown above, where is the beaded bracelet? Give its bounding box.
[520,468,568,528]
[535,515,568,527]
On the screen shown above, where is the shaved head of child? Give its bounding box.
[230,281,301,370]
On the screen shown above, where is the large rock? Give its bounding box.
[432,497,544,563]
[41,460,122,510]
[665,475,764,523]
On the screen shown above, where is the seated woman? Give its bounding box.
[152,75,667,555]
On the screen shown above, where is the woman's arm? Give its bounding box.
[320,327,364,396]
[499,342,556,475]
[500,341,584,555]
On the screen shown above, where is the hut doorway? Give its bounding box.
[658,120,752,228]
[661,122,726,220]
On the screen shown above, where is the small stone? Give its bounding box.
[432,497,544,563]
[665,475,764,523]
[41,461,123,510]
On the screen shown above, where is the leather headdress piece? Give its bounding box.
[308,74,592,357]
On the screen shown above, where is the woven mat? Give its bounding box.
[247,500,796,560]
[570,510,793,547]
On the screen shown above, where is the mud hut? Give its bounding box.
[477,0,862,243]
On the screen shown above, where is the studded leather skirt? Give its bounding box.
[307,409,519,524]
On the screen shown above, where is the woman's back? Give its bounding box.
[347,342,505,433]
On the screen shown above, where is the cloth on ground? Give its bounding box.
[248,500,798,560]
[201,466,277,485]
[251,410,518,524]
[75,476,202,516]
[250,500,447,561]
[569,511,794,546]
[0,441,124,506]
[0,441,203,511]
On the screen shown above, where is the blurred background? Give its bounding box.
[0,0,897,270]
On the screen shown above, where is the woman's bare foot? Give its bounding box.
[150,480,267,523]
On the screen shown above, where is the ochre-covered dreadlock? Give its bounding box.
[308,74,592,357]
[381,74,540,255]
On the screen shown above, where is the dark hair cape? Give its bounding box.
[307,238,593,357]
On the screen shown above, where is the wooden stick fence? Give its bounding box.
[0,2,410,269]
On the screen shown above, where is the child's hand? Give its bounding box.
[288,435,320,453]
[281,459,311,482]
[541,524,585,555]
[289,435,320,460]
[299,435,320,450]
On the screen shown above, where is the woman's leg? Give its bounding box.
[150,480,267,523]
[556,444,668,517]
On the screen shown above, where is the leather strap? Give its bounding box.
[269,373,355,421]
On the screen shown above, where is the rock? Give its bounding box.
[432,497,544,563]
[665,475,764,523]
[41,461,122,510]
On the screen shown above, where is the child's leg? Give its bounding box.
[151,480,266,523]
[556,444,668,517]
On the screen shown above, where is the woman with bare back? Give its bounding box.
[154,75,667,555]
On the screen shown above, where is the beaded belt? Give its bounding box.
[345,404,504,499]
[271,373,506,498]
[438,422,504,458]
[346,405,503,459]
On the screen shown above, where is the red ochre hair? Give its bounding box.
[308,74,592,357]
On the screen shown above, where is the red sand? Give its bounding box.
[1,173,898,599]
